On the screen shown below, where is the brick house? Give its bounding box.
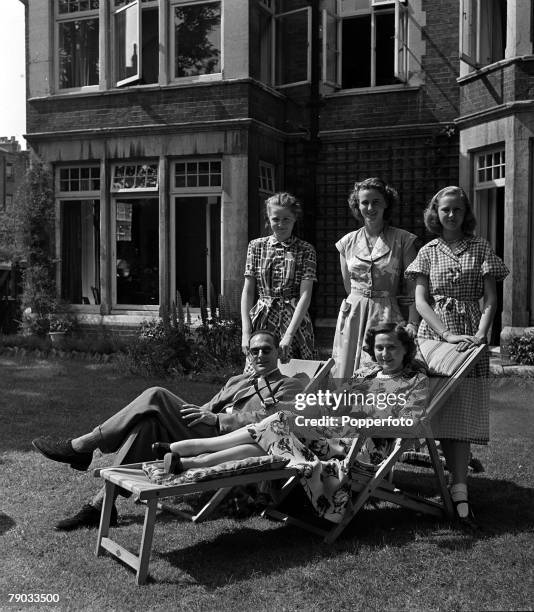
[0,137,29,262]
[20,0,532,342]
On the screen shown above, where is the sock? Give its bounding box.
[71,431,99,453]
[450,483,469,518]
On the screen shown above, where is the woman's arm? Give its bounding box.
[339,253,351,294]
[474,275,498,343]
[240,276,256,354]
[402,241,420,336]
[414,275,473,347]
[279,278,314,362]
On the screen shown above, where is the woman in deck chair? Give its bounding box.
[405,186,508,527]
[151,324,429,524]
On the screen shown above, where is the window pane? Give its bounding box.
[174,2,221,78]
[116,198,159,305]
[58,18,99,88]
[375,11,397,86]
[61,200,100,304]
[276,10,309,85]
[341,15,371,88]
[115,3,140,83]
[251,3,273,84]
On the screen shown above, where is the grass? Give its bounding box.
[1,356,533,611]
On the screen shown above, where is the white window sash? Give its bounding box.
[460,0,478,68]
[393,0,408,82]
[322,8,340,87]
[275,6,312,88]
[114,0,142,87]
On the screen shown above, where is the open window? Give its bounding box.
[275,6,312,87]
[112,0,159,87]
[460,0,507,70]
[335,0,407,90]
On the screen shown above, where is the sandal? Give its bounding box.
[163,452,183,475]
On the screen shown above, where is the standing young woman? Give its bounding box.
[241,192,317,367]
[405,186,508,526]
[332,177,420,379]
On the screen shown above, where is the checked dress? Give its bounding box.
[244,235,317,364]
[405,236,509,443]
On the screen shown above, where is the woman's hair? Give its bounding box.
[423,185,477,235]
[249,329,279,348]
[363,323,417,367]
[264,192,303,229]
[348,177,399,223]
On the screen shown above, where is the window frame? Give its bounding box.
[112,0,143,87]
[335,0,408,90]
[169,158,223,311]
[171,158,222,193]
[474,148,506,189]
[6,163,14,180]
[110,162,159,193]
[259,161,276,195]
[274,6,312,88]
[55,0,100,92]
[459,0,507,71]
[169,0,223,84]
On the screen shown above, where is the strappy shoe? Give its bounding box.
[163,452,183,475]
[452,499,481,533]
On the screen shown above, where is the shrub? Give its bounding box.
[508,333,534,366]
[125,290,243,378]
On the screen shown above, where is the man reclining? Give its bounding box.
[32,330,304,530]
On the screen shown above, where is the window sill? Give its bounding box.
[325,84,420,97]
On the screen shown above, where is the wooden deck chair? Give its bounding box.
[153,357,334,523]
[94,358,334,584]
[264,342,487,543]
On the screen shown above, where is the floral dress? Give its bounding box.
[405,236,509,443]
[244,235,317,363]
[332,226,417,380]
[246,366,429,523]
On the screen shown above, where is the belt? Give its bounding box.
[351,288,392,298]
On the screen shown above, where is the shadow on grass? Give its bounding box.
[0,511,16,535]
[147,471,534,587]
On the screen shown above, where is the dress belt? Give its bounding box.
[351,288,391,298]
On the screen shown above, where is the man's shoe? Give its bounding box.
[163,452,183,475]
[152,442,171,460]
[32,436,93,471]
[54,504,118,531]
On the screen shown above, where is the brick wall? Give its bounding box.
[460,58,534,117]
[284,128,459,321]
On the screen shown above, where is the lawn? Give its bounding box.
[1,355,533,611]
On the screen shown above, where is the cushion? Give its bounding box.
[142,454,290,486]
[417,339,480,376]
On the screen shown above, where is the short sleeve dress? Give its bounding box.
[332,226,417,379]
[405,236,509,443]
[246,366,429,524]
[244,235,317,361]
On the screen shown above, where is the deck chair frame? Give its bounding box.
[94,358,334,584]
[154,357,334,523]
[264,345,487,543]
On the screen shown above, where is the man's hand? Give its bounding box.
[180,404,218,428]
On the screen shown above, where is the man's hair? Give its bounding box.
[248,329,279,348]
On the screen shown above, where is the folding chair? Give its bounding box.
[94,358,334,584]
[264,343,487,543]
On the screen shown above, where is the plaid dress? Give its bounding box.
[405,236,509,443]
[244,235,317,363]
